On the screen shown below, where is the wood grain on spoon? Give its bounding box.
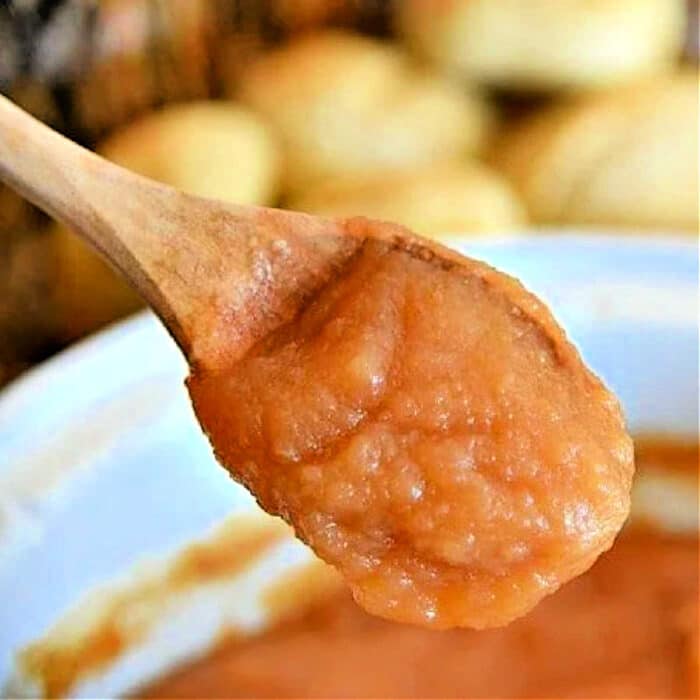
[0,95,634,629]
[0,95,360,370]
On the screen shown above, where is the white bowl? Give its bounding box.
[0,234,697,697]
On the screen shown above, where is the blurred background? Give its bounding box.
[0,0,697,388]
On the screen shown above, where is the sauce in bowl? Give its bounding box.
[143,439,699,698]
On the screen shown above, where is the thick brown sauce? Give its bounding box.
[189,234,633,629]
[19,516,290,700]
[144,441,698,699]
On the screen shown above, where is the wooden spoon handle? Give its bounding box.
[0,96,358,368]
[0,94,219,352]
[0,95,167,302]
[0,94,149,254]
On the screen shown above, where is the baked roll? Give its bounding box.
[91,101,280,206]
[491,73,698,231]
[289,163,525,239]
[398,0,686,91]
[238,31,492,190]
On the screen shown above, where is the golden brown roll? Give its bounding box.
[289,164,525,239]
[491,73,698,231]
[52,101,280,341]
[398,0,686,91]
[237,31,492,190]
[94,101,280,205]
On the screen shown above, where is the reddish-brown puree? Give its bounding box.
[144,534,698,698]
[189,234,633,629]
[143,441,697,698]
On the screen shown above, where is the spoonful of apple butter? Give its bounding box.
[0,95,634,629]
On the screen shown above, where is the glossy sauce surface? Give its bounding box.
[189,234,633,628]
[144,441,699,699]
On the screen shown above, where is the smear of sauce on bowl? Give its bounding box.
[144,529,699,699]
[189,228,634,629]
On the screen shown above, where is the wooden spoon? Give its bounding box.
[0,94,363,370]
[0,95,634,630]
